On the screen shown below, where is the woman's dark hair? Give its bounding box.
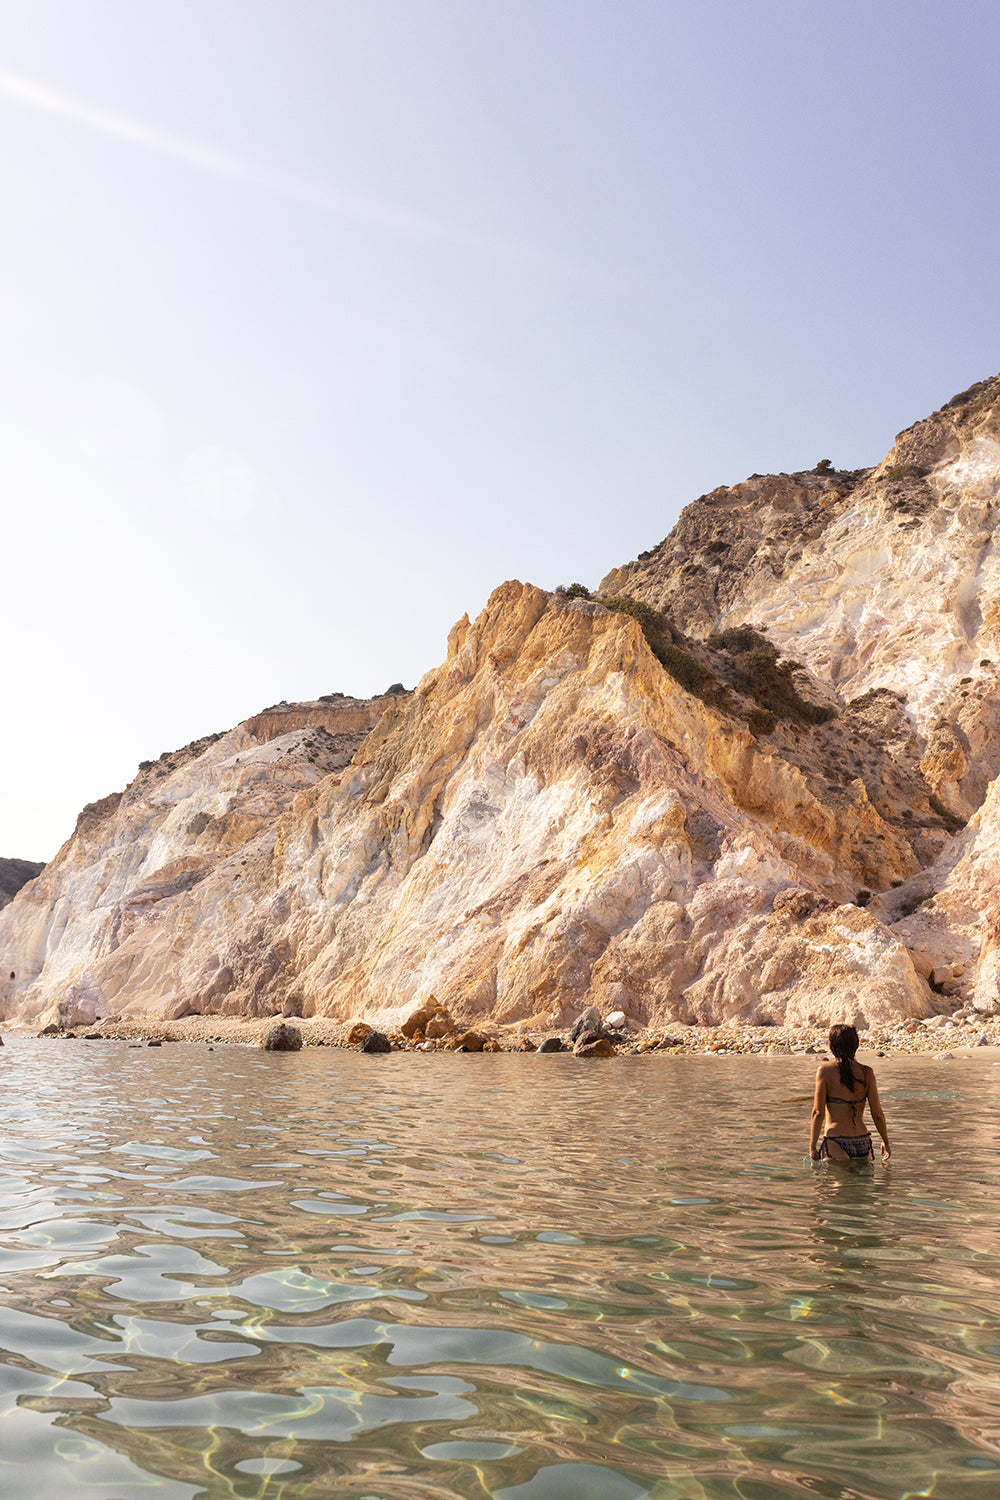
[829,1024,861,1092]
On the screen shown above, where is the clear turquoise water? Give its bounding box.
[1,1037,999,1499]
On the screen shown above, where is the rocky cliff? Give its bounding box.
[3,376,1000,1033]
[0,858,44,910]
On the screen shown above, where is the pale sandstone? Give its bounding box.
[4,379,1000,1031]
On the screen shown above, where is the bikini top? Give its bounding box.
[826,1066,869,1125]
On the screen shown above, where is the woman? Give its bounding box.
[809,1023,891,1164]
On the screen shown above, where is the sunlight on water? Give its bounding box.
[2,1037,1000,1498]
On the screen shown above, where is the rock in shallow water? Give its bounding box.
[361,1029,392,1054]
[572,1028,616,1057]
[263,1023,302,1051]
[574,1036,616,1058]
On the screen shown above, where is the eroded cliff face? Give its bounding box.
[0,696,406,1025]
[599,372,1000,1013]
[4,376,1000,1032]
[603,374,1000,813]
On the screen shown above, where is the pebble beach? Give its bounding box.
[9,1008,1000,1058]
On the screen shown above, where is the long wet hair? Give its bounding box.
[829,1024,862,1092]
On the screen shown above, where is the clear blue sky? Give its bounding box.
[2,1,998,859]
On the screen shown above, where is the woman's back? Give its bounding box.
[818,1058,869,1133]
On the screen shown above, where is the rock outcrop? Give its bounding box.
[0,857,44,910]
[4,376,1000,1031]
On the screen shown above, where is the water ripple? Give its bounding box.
[2,1039,1000,1497]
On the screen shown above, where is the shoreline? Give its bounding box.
[5,1011,999,1058]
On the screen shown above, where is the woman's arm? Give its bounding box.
[868,1069,891,1161]
[809,1069,827,1159]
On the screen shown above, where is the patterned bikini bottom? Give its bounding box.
[819,1133,874,1161]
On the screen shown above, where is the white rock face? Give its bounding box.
[58,971,106,1029]
[743,454,1000,735]
[3,375,1000,1031]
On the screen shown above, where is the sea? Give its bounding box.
[2,1035,999,1499]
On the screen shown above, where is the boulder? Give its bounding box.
[425,1012,454,1039]
[361,1029,392,1054]
[58,971,106,1031]
[537,1036,566,1052]
[908,949,935,980]
[347,1021,372,1044]
[569,1005,601,1042]
[164,997,199,1020]
[574,1036,616,1058]
[572,1028,602,1050]
[456,1030,487,1052]
[263,1023,303,1051]
[401,996,446,1039]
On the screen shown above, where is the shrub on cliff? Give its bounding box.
[598,593,667,638]
[927,792,967,832]
[656,641,726,700]
[742,705,777,735]
[885,463,929,480]
[709,626,835,726]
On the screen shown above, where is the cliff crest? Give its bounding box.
[4,376,1000,1031]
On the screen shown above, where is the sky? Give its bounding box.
[2,0,998,860]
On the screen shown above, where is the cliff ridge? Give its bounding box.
[4,376,1000,1031]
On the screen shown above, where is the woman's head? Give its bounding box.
[829,1023,860,1090]
[829,1024,859,1060]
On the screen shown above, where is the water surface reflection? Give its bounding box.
[2,1039,999,1497]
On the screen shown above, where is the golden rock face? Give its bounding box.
[4,376,1000,1033]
